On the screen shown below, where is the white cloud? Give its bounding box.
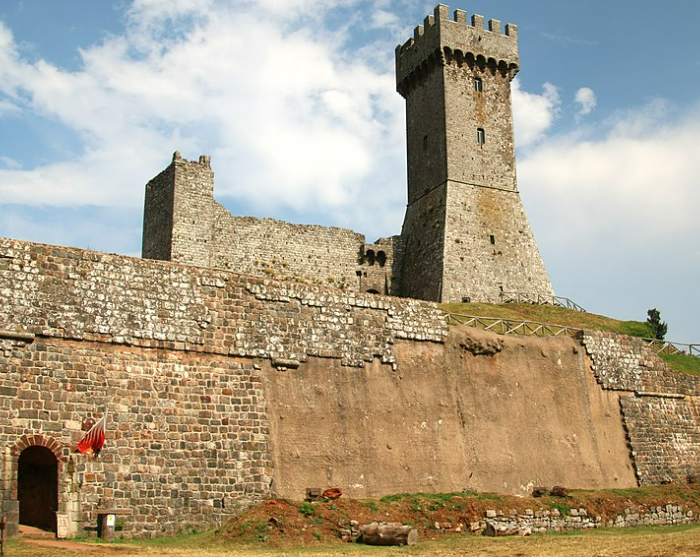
[1,0,698,274]
[0,1,405,238]
[512,79,561,148]
[0,156,21,169]
[519,101,700,250]
[369,9,400,30]
[574,87,596,118]
[0,98,18,116]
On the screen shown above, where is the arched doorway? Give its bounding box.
[18,446,59,531]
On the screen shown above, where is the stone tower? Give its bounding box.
[142,151,216,267]
[396,4,554,303]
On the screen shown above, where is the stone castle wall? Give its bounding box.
[0,333,270,538]
[397,186,447,301]
[442,185,554,303]
[1,236,699,538]
[0,235,443,537]
[583,331,700,485]
[142,154,396,295]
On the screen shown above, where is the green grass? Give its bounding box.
[299,502,316,516]
[544,499,573,517]
[660,353,700,375]
[361,500,379,511]
[378,491,504,505]
[439,302,654,338]
[439,302,700,376]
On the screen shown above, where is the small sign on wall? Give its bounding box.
[106,515,116,527]
[56,513,69,539]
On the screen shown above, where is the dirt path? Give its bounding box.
[8,525,700,557]
[23,538,129,551]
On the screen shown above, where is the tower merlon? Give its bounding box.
[171,151,212,168]
[396,4,519,96]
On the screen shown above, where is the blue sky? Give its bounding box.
[0,0,698,343]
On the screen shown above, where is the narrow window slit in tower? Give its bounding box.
[490,234,495,245]
[477,128,486,144]
[423,135,429,152]
[474,78,483,92]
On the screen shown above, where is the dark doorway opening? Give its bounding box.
[18,446,58,531]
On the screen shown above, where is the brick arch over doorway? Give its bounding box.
[9,434,68,534]
[11,434,67,462]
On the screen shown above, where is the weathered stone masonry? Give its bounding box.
[583,331,700,486]
[0,236,444,537]
[141,5,555,304]
[142,153,402,297]
[1,236,700,538]
[0,334,270,538]
[395,5,553,303]
[2,4,700,540]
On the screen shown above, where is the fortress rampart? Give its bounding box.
[1,236,699,538]
[1,3,697,542]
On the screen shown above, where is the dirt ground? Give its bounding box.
[9,486,700,557]
[8,525,700,557]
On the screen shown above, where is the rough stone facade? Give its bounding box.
[141,5,554,304]
[395,5,553,303]
[480,503,696,535]
[0,334,270,538]
[0,236,444,537]
[1,236,699,539]
[142,153,401,296]
[583,331,700,485]
[2,4,698,543]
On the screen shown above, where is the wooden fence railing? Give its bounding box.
[443,313,583,339]
[444,312,699,359]
[645,340,700,358]
[500,292,586,312]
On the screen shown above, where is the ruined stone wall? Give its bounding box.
[583,331,700,485]
[169,154,216,267]
[480,503,697,535]
[358,236,402,295]
[141,164,174,261]
[141,154,394,295]
[209,204,367,292]
[142,153,216,266]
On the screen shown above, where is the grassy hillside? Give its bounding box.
[439,302,700,376]
[660,353,700,376]
[439,302,653,338]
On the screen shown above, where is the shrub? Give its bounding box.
[647,308,668,341]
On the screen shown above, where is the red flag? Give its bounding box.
[76,415,106,456]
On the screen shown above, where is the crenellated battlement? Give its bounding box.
[396,4,519,97]
[172,151,211,168]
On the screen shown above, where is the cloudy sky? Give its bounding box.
[0,0,698,343]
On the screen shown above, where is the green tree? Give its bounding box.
[647,308,668,341]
